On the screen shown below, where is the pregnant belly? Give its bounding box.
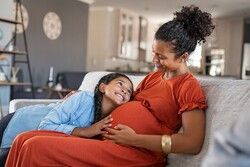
[111,101,162,135]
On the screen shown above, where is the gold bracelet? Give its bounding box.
[161,135,172,154]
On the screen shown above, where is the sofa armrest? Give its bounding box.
[9,99,63,113]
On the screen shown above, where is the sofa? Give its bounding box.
[8,71,250,167]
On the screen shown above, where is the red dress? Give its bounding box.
[5,71,207,167]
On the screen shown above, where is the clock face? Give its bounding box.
[12,3,29,33]
[43,12,62,40]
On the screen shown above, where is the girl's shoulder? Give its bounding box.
[74,91,94,98]
[65,91,95,104]
[76,91,95,102]
[78,90,94,96]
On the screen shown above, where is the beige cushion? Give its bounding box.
[168,79,250,167]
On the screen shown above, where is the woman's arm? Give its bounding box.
[171,109,205,154]
[104,109,205,154]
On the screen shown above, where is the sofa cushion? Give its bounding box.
[168,79,250,167]
[57,72,88,90]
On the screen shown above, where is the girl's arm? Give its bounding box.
[38,92,89,134]
[104,109,205,154]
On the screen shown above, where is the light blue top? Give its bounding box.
[38,91,95,134]
[1,91,95,148]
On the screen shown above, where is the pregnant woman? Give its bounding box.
[5,5,214,167]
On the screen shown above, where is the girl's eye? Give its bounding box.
[117,81,123,86]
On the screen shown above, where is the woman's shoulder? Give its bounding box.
[144,71,163,81]
[176,73,207,113]
[182,73,201,87]
[174,73,203,94]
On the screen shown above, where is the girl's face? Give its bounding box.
[100,76,133,106]
[152,40,184,72]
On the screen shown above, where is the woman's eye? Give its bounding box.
[158,55,166,59]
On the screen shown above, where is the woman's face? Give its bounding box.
[101,76,133,106]
[152,40,183,72]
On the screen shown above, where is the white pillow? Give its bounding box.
[127,75,145,89]
[78,71,145,92]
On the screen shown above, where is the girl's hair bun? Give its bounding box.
[174,5,215,43]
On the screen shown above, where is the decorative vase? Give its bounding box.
[10,67,20,83]
[0,72,6,81]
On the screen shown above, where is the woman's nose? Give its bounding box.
[152,55,158,63]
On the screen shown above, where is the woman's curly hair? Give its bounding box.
[155,5,215,57]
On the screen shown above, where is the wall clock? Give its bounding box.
[43,12,62,40]
[12,3,29,33]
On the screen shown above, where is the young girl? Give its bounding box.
[6,5,213,167]
[37,72,133,138]
[1,73,132,165]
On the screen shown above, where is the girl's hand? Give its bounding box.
[72,115,113,138]
[88,115,113,137]
[103,124,136,146]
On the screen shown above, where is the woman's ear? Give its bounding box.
[98,83,106,93]
[178,52,189,63]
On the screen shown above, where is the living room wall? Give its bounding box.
[16,0,89,86]
[215,17,244,78]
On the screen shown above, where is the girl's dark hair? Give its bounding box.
[93,73,133,123]
[155,5,215,58]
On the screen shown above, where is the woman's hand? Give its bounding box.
[72,115,113,138]
[103,124,136,146]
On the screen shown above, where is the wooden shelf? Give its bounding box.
[0,64,10,67]
[0,18,21,24]
[0,81,31,86]
[205,63,223,66]
[0,50,27,55]
[0,1,35,98]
